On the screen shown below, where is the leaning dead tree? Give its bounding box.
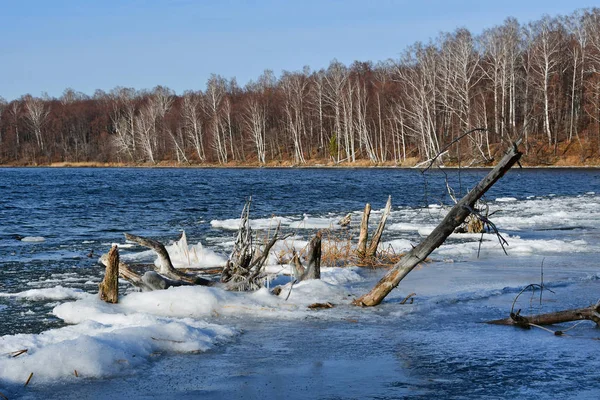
[354,140,523,306]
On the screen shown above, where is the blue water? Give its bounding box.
[1,167,600,399]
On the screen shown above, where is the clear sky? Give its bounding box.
[0,0,596,100]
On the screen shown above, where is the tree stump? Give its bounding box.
[99,245,119,303]
[356,203,371,258]
[365,195,392,258]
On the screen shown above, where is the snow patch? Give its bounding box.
[495,197,517,202]
[210,216,292,231]
[0,286,91,301]
[20,236,45,242]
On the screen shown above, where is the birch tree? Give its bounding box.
[206,75,228,163]
[323,60,349,162]
[182,91,206,162]
[527,16,563,145]
[23,95,49,153]
[280,71,309,164]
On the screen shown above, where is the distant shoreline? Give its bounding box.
[1,161,600,169]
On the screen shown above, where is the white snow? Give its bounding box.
[210,216,292,231]
[288,216,341,230]
[0,264,366,384]
[0,286,90,301]
[0,308,236,383]
[20,236,45,242]
[162,232,226,269]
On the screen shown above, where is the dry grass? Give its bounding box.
[286,228,408,269]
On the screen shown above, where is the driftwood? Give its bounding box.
[99,252,195,291]
[225,225,286,291]
[221,198,254,284]
[289,231,322,282]
[338,213,352,227]
[98,245,119,303]
[487,302,600,329]
[221,199,289,291]
[355,141,522,306]
[99,233,214,292]
[124,233,213,286]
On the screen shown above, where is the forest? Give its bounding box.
[1,8,600,167]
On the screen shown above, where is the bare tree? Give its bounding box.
[440,28,483,147]
[23,95,49,153]
[527,16,564,146]
[206,74,228,164]
[181,91,206,162]
[243,96,267,164]
[323,60,349,162]
[110,87,138,162]
[394,43,440,161]
[280,71,309,164]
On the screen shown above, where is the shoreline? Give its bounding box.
[1,161,600,169]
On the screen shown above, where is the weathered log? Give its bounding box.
[356,203,371,258]
[300,231,322,281]
[365,195,392,258]
[355,141,522,306]
[99,245,119,303]
[141,271,193,290]
[100,253,210,291]
[487,302,600,328]
[124,233,178,277]
[124,232,213,286]
[100,252,154,291]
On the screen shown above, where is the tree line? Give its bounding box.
[1,8,600,166]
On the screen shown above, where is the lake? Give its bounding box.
[1,167,599,399]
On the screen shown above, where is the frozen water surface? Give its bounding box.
[1,167,599,399]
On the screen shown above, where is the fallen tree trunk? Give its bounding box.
[99,252,197,291]
[487,302,600,328]
[354,141,522,307]
[124,232,213,286]
[98,245,119,303]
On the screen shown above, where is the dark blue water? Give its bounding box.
[2,167,599,240]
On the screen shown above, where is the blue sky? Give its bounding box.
[0,0,596,100]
